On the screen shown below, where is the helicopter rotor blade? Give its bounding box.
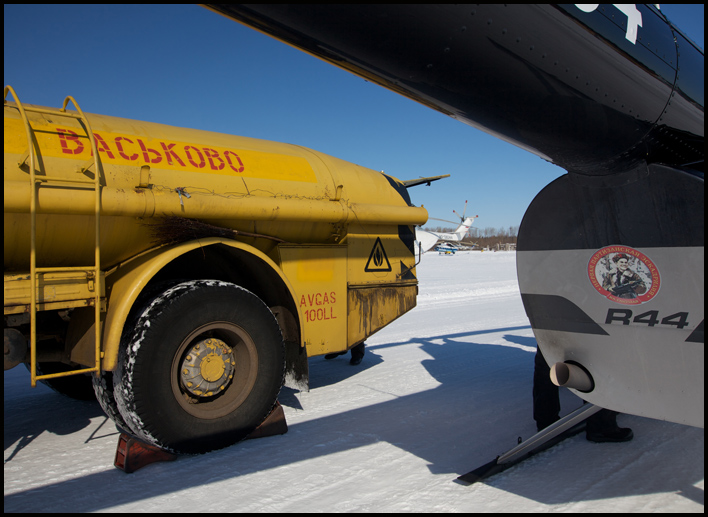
[453,200,469,222]
[428,217,463,226]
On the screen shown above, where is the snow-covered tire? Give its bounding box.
[92,371,131,431]
[114,280,285,454]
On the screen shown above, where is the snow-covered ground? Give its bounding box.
[4,251,703,512]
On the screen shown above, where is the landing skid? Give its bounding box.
[456,404,601,485]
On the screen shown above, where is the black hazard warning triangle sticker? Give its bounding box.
[365,237,392,272]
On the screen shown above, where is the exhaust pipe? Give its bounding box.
[550,361,594,393]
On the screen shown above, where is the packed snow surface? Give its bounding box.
[4,251,703,512]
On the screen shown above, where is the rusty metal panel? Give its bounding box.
[347,284,417,347]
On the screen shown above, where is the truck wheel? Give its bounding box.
[93,371,131,431]
[113,280,285,454]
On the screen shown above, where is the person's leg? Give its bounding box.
[586,409,633,442]
[533,347,560,431]
[350,342,365,366]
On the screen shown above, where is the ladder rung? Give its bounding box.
[35,175,97,185]
[35,366,100,382]
[22,105,83,119]
[35,266,98,273]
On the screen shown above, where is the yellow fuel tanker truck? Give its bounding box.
[3,86,429,454]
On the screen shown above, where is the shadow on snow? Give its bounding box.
[4,325,704,511]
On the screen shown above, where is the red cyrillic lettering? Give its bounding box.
[184,145,205,168]
[224,150,245,173]
[115,137,138,160]
[92,133,115,159]
[138,139,162,164]
[56,128,84,155]
[202,148,225,171]
[159,142,185,166]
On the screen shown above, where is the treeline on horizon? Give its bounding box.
[422,225,519,248]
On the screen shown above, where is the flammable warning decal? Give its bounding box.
[365,237,392,272]
[588,245,660,305]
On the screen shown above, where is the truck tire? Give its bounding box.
[113,280,285,454]
[93,371,131,431]
[94,280,182,433]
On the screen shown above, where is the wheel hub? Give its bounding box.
[180,337,235,397]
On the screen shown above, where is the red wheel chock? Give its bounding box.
[245,401,288,440]
[114,433,178,473]
[114,401,288,472]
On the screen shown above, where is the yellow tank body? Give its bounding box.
[4,101,425,270]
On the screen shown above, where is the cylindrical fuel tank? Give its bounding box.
[4,101,426,270]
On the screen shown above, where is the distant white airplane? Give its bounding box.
[416,201,478,254]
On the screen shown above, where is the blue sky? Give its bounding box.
[4,5,704,230]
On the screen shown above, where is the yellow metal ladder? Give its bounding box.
[4,85,103,386]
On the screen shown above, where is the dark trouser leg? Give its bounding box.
[586,409,633,442]
[350,342,365,365]
[533,347,560,430]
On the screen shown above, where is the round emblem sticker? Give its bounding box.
[588,246,660,305]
